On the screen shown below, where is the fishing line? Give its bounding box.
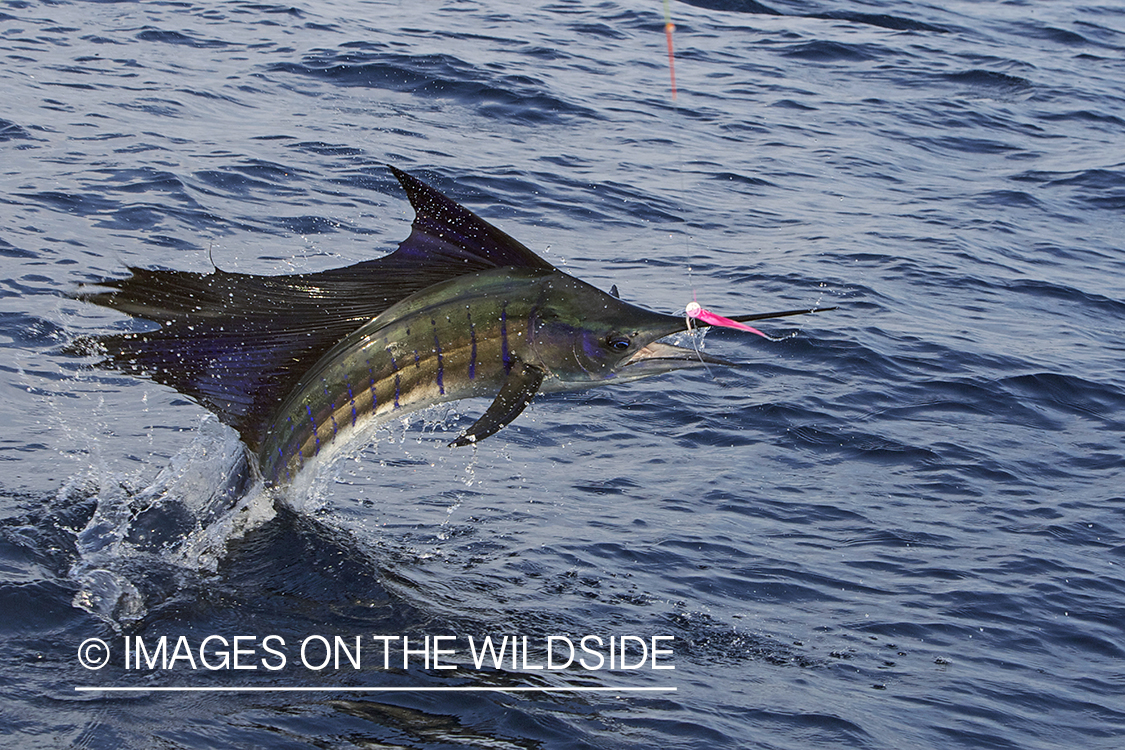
[660,1,707,371]
[661,3,814,352]
[682,268,716,378]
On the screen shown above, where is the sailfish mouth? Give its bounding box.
[613,340,737,381]
[623,341,734,368]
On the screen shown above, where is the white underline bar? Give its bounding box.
[75,685,676,693]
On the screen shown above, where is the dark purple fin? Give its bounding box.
[388,166,557,273]
[71,167,558,451]
[449,360,544,447]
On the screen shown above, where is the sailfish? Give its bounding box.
[72,167,832,486]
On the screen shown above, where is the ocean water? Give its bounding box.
[2,0,1124,747]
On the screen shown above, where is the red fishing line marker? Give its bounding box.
[663,0,677,99]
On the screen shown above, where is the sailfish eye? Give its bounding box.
[606,335,631,351]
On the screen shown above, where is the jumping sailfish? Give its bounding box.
[73,167,832,486]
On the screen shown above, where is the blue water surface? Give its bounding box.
[2,0,1123,748]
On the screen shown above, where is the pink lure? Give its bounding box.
[685,301,768,339]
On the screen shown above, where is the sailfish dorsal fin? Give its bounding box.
[72,167,558,451]
[387,166,557,273]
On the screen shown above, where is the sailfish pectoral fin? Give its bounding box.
[450,360,545,447]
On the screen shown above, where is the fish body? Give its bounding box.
[259,267,537,483]
[73,167,832,487]
[259,265,713,484]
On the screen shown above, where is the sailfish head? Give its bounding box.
[520,271,834,392]
[524,274,733,391]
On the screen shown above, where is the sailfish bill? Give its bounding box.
[71,167,834,486]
